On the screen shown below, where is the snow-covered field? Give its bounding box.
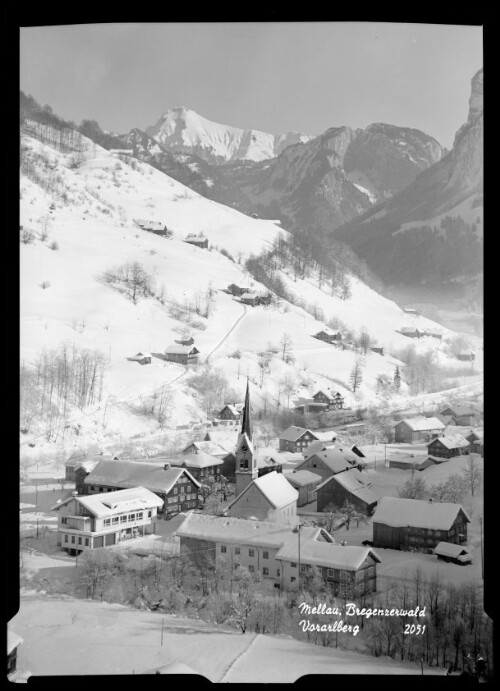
[10,596,430,679]
[20,131,482,451]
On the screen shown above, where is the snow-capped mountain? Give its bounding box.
[145,107,313,164]
[332,69,483,287]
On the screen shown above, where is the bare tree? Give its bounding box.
[280,333,294,363]
[349,356,364,393]
[460,455,482,497]
[257,351,272,388]
[279,374,296,409]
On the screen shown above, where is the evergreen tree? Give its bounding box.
[393,365,401,391]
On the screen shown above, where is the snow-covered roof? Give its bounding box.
[441,405,476,417]
[303,440,337,459]
[76,486,163,518]
[298,447,359,474]
[433,542,471,558]
[429,435,470,450]
[276,541,381,571]
[468,429,484,442]
[220,404,242,416]
[75,459,100,473]
[280,425,318,442]
[228,471,298,510]
[84,460,200,493]
[131,351,151,359]
[240,292,259,300]
[176,513,321,548]
[170,451,224,468]
[397,417,446,431]
[140,222,165,231]
[317,468,378,505]
[165,343,199,355]
[284,470,323,488]
[373,497,470,530]
[388,454,433,466]
[183,440,229,457]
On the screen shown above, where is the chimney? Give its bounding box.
[163,463,170,471]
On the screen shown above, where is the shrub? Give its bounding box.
[49,240,59,250]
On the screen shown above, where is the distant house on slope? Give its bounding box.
[182,440,229,458]
[164,343,199,365]
[136,219,170,236]
[370,346,384,356]
[293,398,329,415]
[456,352,475,362]
[372,497,470,551]
[279,426,319,453]
[403,307,420,316]
[127,351,152,365]
[393,417,445,443]
[218,403,244,421]
[184,234,209,249]
[175,336,195,346]
[398,326,422,339]
[312,390,345,410]
[227,283,251,297]
[313,330,342,344]
[240,292,260,306]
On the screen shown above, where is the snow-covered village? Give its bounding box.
[13,22,487,682]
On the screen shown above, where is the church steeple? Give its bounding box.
[234,379,257,497]
[241,377,252,441]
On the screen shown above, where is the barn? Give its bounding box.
[388,454,439,471]
[283,470,322,506]
[184,234,209,248]
[128,351,152,365]
[372,497,470,552]
[164,343,199,365]
[433,542,472,565]
[279,426,319,453]
[316,468,378,515]
[394,417,445,443]
[427,435,470,459]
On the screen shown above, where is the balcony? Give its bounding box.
[64,516,92,531]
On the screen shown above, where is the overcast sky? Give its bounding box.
[20,22,482,149]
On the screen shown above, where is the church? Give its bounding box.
[227,381,299,525]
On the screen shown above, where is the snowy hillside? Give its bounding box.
[20,130,481,449]
[145,106,313,164]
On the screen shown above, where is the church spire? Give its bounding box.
[241,378,252,441]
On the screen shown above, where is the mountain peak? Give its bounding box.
[468,68,483,123]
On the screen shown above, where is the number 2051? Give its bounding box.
[404,624,426,635]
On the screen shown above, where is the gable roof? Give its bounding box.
[373,497,470,530]
[441,405,476,417]
[276,541,381,571]
[182,440,229,457]
[176,513,321,548]
[317,468,378,505]
[220,404,241,416]
[298,447,359,474]
[228,471,298,510]
[284,470,323,488]
[280,425,318,442]
[429,435,470,450]
[84,459,200,493]
[433,542,471,558]
[165,344,199,355]
[313,390,332,400]
[396,417,446,432]
[170,451,223,469]
[76,486,163,518]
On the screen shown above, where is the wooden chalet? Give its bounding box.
[218,403,244,421]
[388,454,439,471]
[312,330,341,344]
[398,326,422,338]
[240,292,260,306]
[456,352,475,362]
[184,234,209,249]
[167,451,223,483]
[182,440,228,458]
[175,336,195,346]
[164,343,199,365]
[136,220,169,236]
[279,426,319,453]
[316,468,378,515]
[311,390,345,410]
[440,405,477,427]
[293,398,328,415]
[370,346,384,356]
[295,446,362,481]
[372,497,470,552]
[467,429,484,455]
[227,284,251,297]
[427,435,470,459]
[284,470,322,506]
[82,459,201,515]
[393,417,446,443]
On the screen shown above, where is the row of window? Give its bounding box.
[167,494,197,504]
[220,545,271,559]
[172,485,193,494]
[63,534,89,546]
[103,511,151,526]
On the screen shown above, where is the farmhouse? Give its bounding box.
[394,417,446,443]
[136,220,169,236]
[279,426,319,453]
[283,470,322,506]
[227,471,298,525]
[370,346,384,356]
[295,447,362,481]
[456,352,475,362]
[182,440,228,458]
[65,449,91,481]
[164,343,199,365]
[82,460,200,515]
[398,326,422,338]
[433,542,472,565]
[316,468,378,515]
[293,398,328,415]
[128,351,152,365]
[175,336,195,346]
[240,292,260,306]
[427,435,470,459]
[312,330,342,344]
[177,513,380,595]
[403,307,420,316]
[227,284,250,296]
[168,451,223,483]
[372,497,470,551]
[52,486,163,554]
[184,234,209,248]
[387,454,439,471]
[440,405,477,427]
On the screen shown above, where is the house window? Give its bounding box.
[249,549,255,557]
[277,569,280,577]
[99,487,104,492]
[248,565,255,573]
[300,564,307,573]
[235,548,240,555]
[78,537,82,545]
[291,576,296,583]
[136,512,143,520]
[112,516,119,524]
[327,568,334,577]
[263,551,269,559]
[64,534,68,543]
[174,487,178,494]
[71,536,75,544]
[186,485,191,493]
[128,514,136,521]
[85,538,89,546]
[221,545,227,553]
[147,511,152,518]
[120,515,127,523]
[61,517,67,525]
[90,486,95,491]
[263,567,269,575]
[291,562,297,568]
[104,519,111,526]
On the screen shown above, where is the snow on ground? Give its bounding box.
[353,182,377,204]
[10,596,428,679]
